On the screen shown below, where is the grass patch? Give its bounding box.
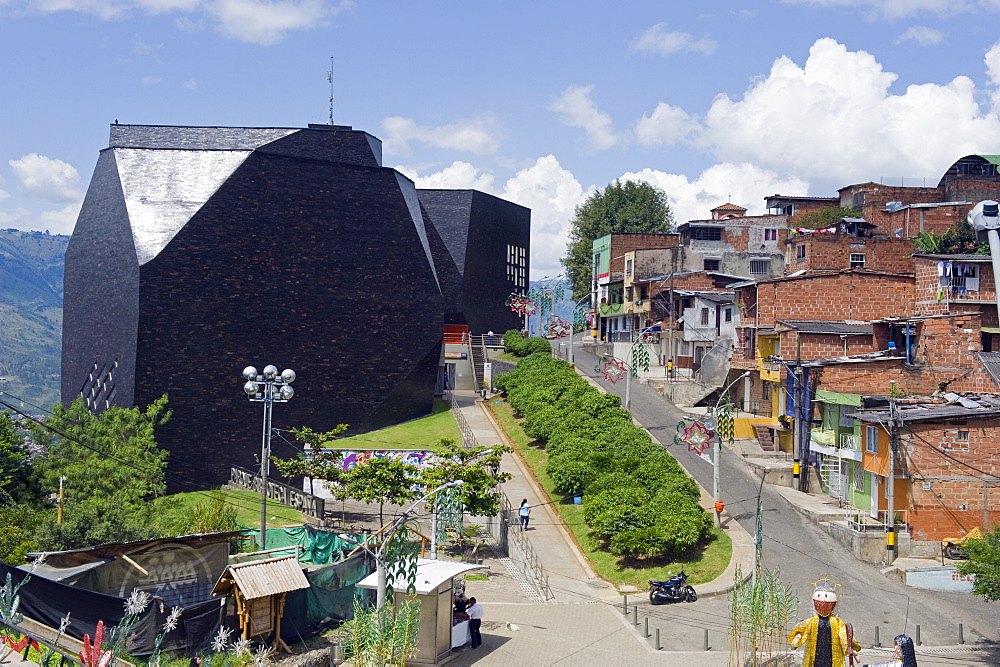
[164,488,307,528]
[489,399,732,589]
[335,399,460,450]
[463,574,489,581]
[490,352,520,363]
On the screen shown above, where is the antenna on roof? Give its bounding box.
[326,56,334,125]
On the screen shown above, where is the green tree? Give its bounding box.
[910,217,989,255]
[30,396,171,550]
[794,206,862,230]
[342,457,420,525]
[421,438,512,517]
[0,411,36,505]
[956,526,1000,602]
[561,180,674,298]
[271,424,349,494]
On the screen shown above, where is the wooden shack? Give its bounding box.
[211,554,309,653]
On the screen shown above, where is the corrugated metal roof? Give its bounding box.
[355,558,487,595]
[976,352,1000,387]
[912,254,991,261]
[213,554,309,600]
[777,320,874,335]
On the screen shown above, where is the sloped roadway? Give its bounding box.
[565,343,999,660]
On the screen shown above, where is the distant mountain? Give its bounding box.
[0,229,70,410]
[524,279,577,334]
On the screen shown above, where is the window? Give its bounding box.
[724,308,732,322]
[704,257,721,271]
[850,253,865,268]
[852,464,864,492]
[626,286,633,301]
[626,259,633,277]
[796,245,807,262]
[700,308,710,325]
[764,229,778,241]
[957,430,969,441]
[689,226,723,241]
[866,425,879,453]
[749,259,769,275]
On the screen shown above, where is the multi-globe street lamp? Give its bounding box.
[242,364,296,550]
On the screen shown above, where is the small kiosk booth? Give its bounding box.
[355,559,487,665]
[211,554,310,653]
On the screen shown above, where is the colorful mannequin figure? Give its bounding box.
[788,585,861,667]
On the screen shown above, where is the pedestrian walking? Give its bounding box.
[467,597,484,649]
[487,330,494,345]
[519,499,530,530]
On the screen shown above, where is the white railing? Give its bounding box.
[840,433,861,450]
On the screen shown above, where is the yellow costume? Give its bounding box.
[787,613,860,667]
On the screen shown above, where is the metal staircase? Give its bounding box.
[820,457,845,499]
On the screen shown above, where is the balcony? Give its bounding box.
[840,433,861,450]
[758,358,781,383]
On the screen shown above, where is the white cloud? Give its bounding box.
[183,78,198,89]
[549,85,619,151]
[141,75,163,85]
[9,153,81,203]
[38,202,83,235]
[209,0,330,45]
[779,0,986,20]
[20,0,353,44]
[634,102,700,146]
[630,22,716,56]
[380,116,503,157]
[620,163,810,227]
[986,42,1000,113]
[403,161,496,191]
[0,189,10,202]
[895,26,945,46]
[693,37,1000,194]
[500,156,586,279]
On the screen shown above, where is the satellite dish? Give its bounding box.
[969,200,1000,242]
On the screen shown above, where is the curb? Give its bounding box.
[477,400,603,584]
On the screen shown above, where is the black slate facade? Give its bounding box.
[63,124,528,491]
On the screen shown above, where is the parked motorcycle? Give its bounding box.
[648,571,697,604]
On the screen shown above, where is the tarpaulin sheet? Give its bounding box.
[247,526,350,565]
[280,551,375,643]
[0,562,223,657]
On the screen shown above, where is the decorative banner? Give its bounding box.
[506,292,537,316]
[573,308,589,332]
[434,487,464,545]
[598,355,629,384]
[717,403,736,444]
[547,315,570,338]
[632,343,650,374]
[681,421,711,455]
[670,420,687,447]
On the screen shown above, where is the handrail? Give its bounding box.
[0,616,86,667]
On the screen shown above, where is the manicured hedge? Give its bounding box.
[502,330,553,357]
[494,353,713,561]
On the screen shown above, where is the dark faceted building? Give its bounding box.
[62,124,530,490]
[419,190,529,335]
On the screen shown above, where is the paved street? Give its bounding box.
[567,342,1000,655]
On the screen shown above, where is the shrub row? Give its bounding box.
[494,353,712,561]
[502,330,554,357]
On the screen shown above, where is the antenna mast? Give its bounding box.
[327,56,334,125]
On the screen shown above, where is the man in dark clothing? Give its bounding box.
[467,597,484,649]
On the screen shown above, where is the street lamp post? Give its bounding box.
[242,364,296,551]
[710,371,751,527]
[752,466,772,588]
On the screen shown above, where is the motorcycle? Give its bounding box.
[648,571,697,604]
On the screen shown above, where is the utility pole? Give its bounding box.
[56,475,66,525]
[795,336,809,493]
[886,387,899,564]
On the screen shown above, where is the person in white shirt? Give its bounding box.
[519,499,530,530]
[466,597,484,649]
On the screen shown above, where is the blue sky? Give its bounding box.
[4,1,1000,278]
